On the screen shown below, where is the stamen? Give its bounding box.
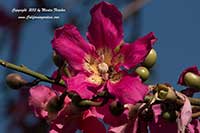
[88,74,102,85]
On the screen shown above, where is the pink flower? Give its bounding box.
[50,105,106,133]
[186,119,200,133]
[149,92,192,133]
[29,85,56,119]
[29,85,106,133]
[52,1,156,104]
[92,100,129,127]
[149,104,178,133]
[107,103,148,133]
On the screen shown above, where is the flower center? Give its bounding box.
[88,74,102,85]
[98,62,109,73]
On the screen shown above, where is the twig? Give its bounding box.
[188,97,200,106]
[192,112,200,118]
[122,0,151,20]
[145,94,200,107]
[0,59,66,87]
[78,99,107,107]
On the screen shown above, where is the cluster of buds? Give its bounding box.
[135,49,157,81]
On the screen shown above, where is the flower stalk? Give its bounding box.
[0,59,66,87]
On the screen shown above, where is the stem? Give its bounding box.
[192,112,200,118]
[188,97,200,106]
[176,97,200,106]
[78,99,107,107]
[145,95,200,106]
[64,66,71,77]
[192,105,200,112]
[0,59,66,87]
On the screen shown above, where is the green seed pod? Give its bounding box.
[143,49,157,68]
[184,72,200,89]
[52,51,65,67]
[6,73,27,89]
[135,66,150,81]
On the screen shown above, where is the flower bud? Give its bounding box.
[184,72,200,89]
[158,90,168,99]
[157,84,177,101]
[109,101,124,116]
[135,66,150,81]
[68,92,82,106]
[52,51,65,67]
[6,73,27,89]
[142,49,157,68]
[45,96,63,113]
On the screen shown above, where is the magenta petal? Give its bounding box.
[80,116,106,133]
[119,32,157,69]
[109,124,127,133]
[149,116,178,133]
[66,73,96,99]
[187,119,200,133]
[109,117,148,133]
[52,24,94,71]
[87,1,123,50]
[107,75,148,104]
[178,66,200,85]
[151,104,162,123]
[125,118,148,133]
[50,119,80,133]
[29,85,56,118]
[50,102,82,133]
[29,85,56,107]
[93,100,128,126]
[149,104,178,133]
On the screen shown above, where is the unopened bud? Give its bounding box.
[68,92,82,106]
[157,84,177,101]
[135,66,150,81]
[53,51,65,67]
[158,90,168,99]
[142,49,157,68]
[45,96,63,113]
[184,72,200,89]
[109,101,124,116]
[6,73,27,89]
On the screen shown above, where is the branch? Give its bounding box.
[122,0,151,20]
[78,99,107,107]
[144,95,200,107]
[0,59,66,87]
[192,112,200,118]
